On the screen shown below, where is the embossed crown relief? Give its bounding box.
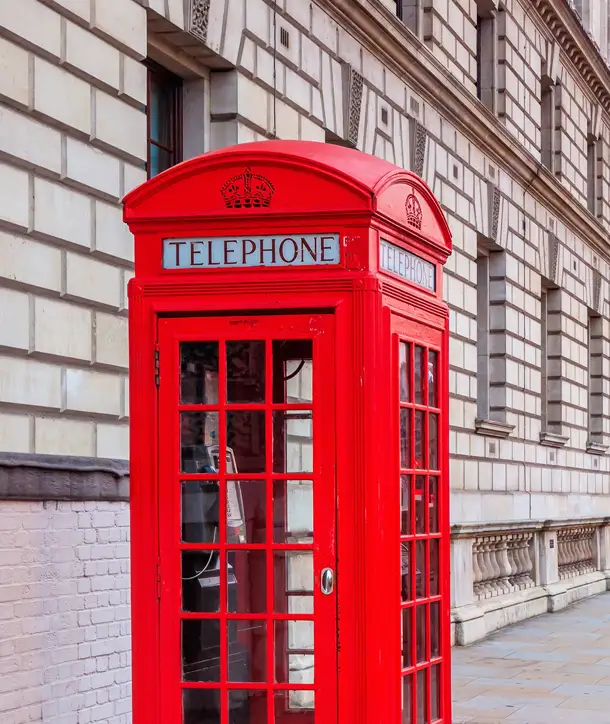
[220,167,275,209]
[405,188,423,230]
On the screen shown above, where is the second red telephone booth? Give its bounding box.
[124,140,453,724]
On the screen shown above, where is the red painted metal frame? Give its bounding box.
[125,141,453,724]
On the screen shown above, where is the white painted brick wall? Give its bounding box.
[0,501,131,724]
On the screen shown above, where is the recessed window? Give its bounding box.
[146,61,183,179]
[395,0,420,35]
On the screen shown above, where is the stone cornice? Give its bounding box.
[535,0,610,111]
[317,0,610,261]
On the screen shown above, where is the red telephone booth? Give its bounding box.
[124,141,453,724]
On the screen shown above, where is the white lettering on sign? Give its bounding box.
[163,234,340,269]
[379,239,436,292]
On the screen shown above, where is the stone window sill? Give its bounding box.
[587,441,608,456]
[474,419,515,438]
[539,431,569,448]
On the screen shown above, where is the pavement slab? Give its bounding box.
[452,593,610,723]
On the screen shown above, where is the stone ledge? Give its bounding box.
[0,452,129,501]
[539,431,570,447]
[474,419,515,438]
[452,571,610,646]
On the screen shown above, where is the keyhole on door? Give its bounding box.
[321,568,334,595]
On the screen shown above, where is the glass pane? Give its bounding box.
[402,607,412,668]
[149,76,172,146]
[273,340,313,403]
[428,350,438,407]
[429,414,439,470]
[415,476,426,534]
[274,690,315,717]
[429,478,439,533]
[275,620,314,684]
[400,409,411,470]
[416,541,426,599]
[430,539,439,597]
[181,413,219,473]
[274,551,314,614]
[415,411,425,469]
[182,482,219,543]
[416,605,427,663]
[228,690,267,723]
[274,479,313,543]
[414,347,425,405]
[227,411,266,473]
[227,620,267,682]
[416,668,427,724]
[183,689,220,724]
[401,542,411,602]
[431,664,441,721]
[149,143,171,178]
[181,342,219,404]
[228,550,266,613]
[430,601,440,658]
[227,480,265,544]
[182,619,220,682]
[226,341,265,403]
[400,475,411,535]
[182,551,221,613]
[273,411,313,473]
[402,674,413,724]
[400,342,410,402]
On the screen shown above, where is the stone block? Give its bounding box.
[93,90,147,162]
[44,0,91,21]
[95,313,128,368]
[0,287,29,351]
[0,0,61,58]
[0,231,62,292]
[33,58,91,134]
[183,79,209,161]
[64,21,121,90]
[0,356,61,409]
[35,416,95,456]
[0,36,29,108]
[451,537,474,608]
[34,297,92,362]
[65,252,122,309]
[0,105,62,175]
[0,161,29,231]
[33,177,92,249]
[0,412,30,453]
[121,55,147,106]
[245,0,270,45]
[275,98,300,140]
[91,0,147,58]
[65,368,122,416]
[122,162,147,196]
[96,423,129,459]
[94,201,134,263]
[64,137,121,199]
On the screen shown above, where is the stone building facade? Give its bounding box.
[2,0,610,720]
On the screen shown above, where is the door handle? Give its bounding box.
[321,568,334,595]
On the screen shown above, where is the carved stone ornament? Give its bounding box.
[189,0,211,42]
[221,167,275,209]
[405,189,423,230]
[593,269,602,312]
[548,232,559,283]
[412,122,427,178]
[347,68,364,147]
[490,186,501,241]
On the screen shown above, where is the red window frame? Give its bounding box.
[157,314,338,724]
[397,335,444,724]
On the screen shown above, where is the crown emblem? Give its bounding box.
[220,167,275,209]
[405,191,423,230]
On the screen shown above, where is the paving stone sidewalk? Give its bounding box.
[452,593,610,723]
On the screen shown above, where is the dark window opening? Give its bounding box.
[146,61,183,179]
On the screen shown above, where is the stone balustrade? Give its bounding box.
[451,517,610,646]
[557,525,596,580]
